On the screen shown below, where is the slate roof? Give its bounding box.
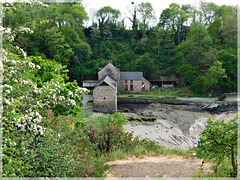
[98,63,120,73]
[120,72,143,80]
[96,75,117,90]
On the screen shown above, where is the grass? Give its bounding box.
[118,86,223,99]
[193,158,235,178]
[101,139,193,162]
[118,87,192,99]
[82,109,94,117]
[118,94,160,99]
[83,112,105,122]
[102,146,193,162]
[82,101,93,109]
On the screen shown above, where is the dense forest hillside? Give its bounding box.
[1,1,238,178]
[2,1,237,95]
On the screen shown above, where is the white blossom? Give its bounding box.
[70,100,76,106]
[68,91,73,97]
[4,98,11,105]
[4,84,13,90]
[36,65,41,70]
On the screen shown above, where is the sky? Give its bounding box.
[82,0,239,28]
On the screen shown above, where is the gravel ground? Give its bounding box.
[106,155,212,178]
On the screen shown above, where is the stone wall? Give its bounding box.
[119,80,141,91]
[142,78,150,91]
[93,86,117,113]
[119,80,150,92]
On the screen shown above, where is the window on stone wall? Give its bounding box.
[131,80,133,84]
[130,85,133,91]
[125,80,127,84]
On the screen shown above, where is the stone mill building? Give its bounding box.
[91,62,150,113]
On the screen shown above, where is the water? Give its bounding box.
[177,95,238,102]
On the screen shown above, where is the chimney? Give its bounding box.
[107,60,112,64]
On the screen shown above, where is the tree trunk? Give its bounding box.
[231,144,237,173]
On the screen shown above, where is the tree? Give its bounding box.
[217,49,237,92]
[138,2,155,36]
[159,3,190,45]
[175,22,228,94]
[46,3,88,29]
[44,26,74,65]
[196,116,237,177]
[208,17,222,46]
[127,1,139,32]
[153,25,165,60]
[200,1,218,26]
[176,22,213,71]
[220,5,237,49]
[196,61,227,93]
[95,6,121,39]
[136,52,157,79]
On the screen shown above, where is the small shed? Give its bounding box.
[93,75,117,113]
[82,80,98,88]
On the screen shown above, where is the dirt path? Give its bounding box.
[106,155,212,178]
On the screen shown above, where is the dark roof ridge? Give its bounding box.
[98,62,120,73]
[96,75,117,90]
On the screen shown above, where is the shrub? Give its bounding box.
[84,112,133,153]
[196,116,237,177]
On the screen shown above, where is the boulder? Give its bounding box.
[218,93,227,101]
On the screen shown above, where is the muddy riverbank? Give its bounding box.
[118,102,236,150]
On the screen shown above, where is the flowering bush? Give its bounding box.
[1,2,108,177]
[2,48,90,176]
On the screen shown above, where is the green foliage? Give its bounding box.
[3,1,237,94]
[28,56,68,87]
[159,3,190,45]
[177,64,198,84]
[217,49,237,92]
[4,1,237,177]
[44,26,74,65]
[2,46,91,177]
[43,113,108,177]
[194,61,227,93]
[83,112,188,162]
[96,6,121,39]
[3,129,74,177]
[176,22,230,94]
[196,116,237,177]
[3,1,90,68]
[84,112,131,153]
[137,2,156,35]
[220,6,237,49]
[208,17,222,45]
[3,111,107,177]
